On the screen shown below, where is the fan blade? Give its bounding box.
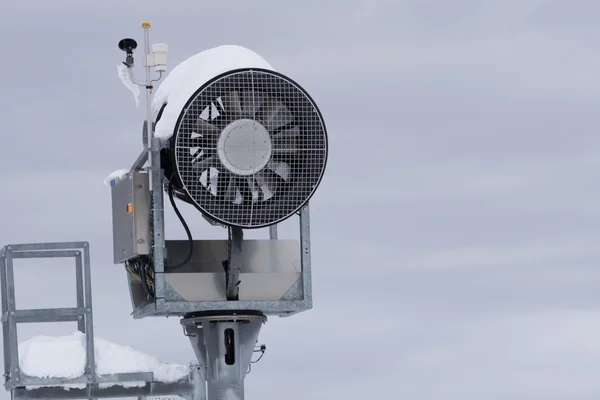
[199,170,208,188]
[233,188,243,204]
[207,167,219,196]
[272,127,298,153]
[188,146,205,163]
[241,90,264,117]
[223,173,239,203]
[246,176,260,203]
[218,173,245,205]
[259,101,294,131]
[210,103,221,120]
[189,146,201,157]
[236,174,251,204]
[220,91,243,116]
[195,119,220,137]
[254,170,277,201]
[192,119,220,156]
[199,105,210,121]
[267,160,291,181]
[191,155,216,172]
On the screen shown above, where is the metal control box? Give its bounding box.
[111,171,151,263]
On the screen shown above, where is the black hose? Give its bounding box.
[167,176,194,269]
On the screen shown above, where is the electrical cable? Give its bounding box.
[251,352,265,363]
[138,258,154,300]
[251,345,266,363]
[127,257,154,300]
[247,344,266,374]
[167,175,194,269]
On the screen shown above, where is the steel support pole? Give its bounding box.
[142,23,166,300]
[182,315,265,400]
[186,325,207,400]
[268,224,278,240]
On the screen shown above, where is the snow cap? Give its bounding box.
[152,45,275,140]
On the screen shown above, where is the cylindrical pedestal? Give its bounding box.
[182,312,266,400]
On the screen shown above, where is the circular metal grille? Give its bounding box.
[172,68,328,229]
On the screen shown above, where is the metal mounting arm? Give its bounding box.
[225,227,243,300]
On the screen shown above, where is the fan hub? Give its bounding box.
[217,119,272,176]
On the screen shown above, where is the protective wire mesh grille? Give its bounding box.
[172,69,327,228]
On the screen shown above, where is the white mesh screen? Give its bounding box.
[172,69,327,228]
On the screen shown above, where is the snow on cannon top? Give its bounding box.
[151,45,275,140]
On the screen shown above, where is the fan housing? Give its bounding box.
[159,68,328,229]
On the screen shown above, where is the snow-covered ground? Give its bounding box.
[18,331,189,389]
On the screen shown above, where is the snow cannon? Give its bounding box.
[109,24,323,317]
[109,23,326,400]
[153,45,328,229]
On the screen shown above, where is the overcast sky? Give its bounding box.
[1,0,600,399]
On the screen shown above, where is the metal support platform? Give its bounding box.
[118,178,314,319]
[0,242,202,400]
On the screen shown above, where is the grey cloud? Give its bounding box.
[1,0,600,399]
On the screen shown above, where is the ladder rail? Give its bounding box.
[0,242,95,389]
